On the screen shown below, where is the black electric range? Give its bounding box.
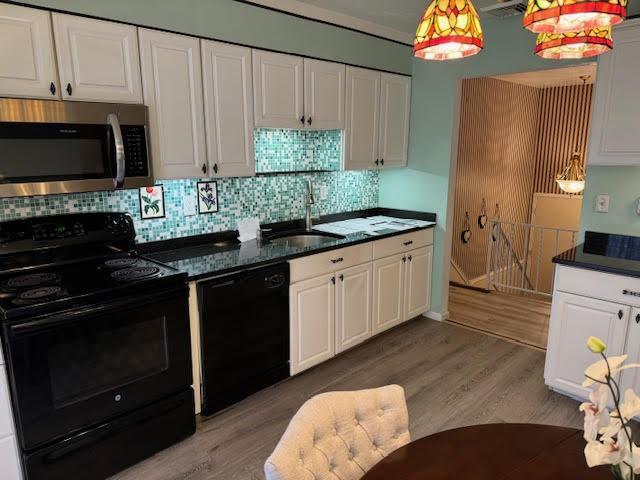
[0,213,195,480]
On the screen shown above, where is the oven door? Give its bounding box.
[3,286,192,451]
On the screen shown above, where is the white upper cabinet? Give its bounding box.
[201,41,255,178]
[52,14,142,103]
[0,4,58,99]
[344,67,381,171]
[589,20,640,165]
[139,29,207,179]
[378,73,411,169]
[304,59,345,130]
[253,50,304,129]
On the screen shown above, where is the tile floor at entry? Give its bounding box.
[112,318,582,480]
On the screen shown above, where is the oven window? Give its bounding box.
[47,316,169,409]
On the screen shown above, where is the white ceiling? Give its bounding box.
[492,63,597,88]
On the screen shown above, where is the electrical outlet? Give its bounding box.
[595,194,610,213]
[637,198,640,216]
[318,184,328,201]
[183,195,197,216]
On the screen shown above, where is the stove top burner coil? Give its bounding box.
[103,258,140,269]
[110,266,161,282]
[4,273,61,289]
[12,286,66,305]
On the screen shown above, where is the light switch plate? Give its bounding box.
[318,184,328,201]
[183,195,197,216]
[595,194,610,213]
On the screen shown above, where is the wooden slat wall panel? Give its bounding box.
[453,78,541,281]
[532,84,593,194]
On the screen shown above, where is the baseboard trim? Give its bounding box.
[424,310,450,321]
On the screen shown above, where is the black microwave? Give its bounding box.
[0,98,153,197]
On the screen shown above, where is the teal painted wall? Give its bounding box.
[379,15,583,315]
[16,0,412,74]
[579,166,640,239]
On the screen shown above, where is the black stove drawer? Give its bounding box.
[23,389,195,480]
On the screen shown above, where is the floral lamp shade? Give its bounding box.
[535,26,613,58]
[523,0,627,34]
[414,0,483,61]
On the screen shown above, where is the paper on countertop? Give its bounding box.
[315,216,435,236]
[238,239,259,261]
[237,217,260,242]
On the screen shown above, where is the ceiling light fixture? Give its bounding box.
[523,0,627,34]
[555,76,590,194]
[535,26,612,59]
[414,0,484,61]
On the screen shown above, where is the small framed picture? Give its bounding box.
[139,185,166,220]
[197,181,219,214]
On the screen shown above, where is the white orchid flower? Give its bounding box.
[580,384,610,441]
[599,416,622,442]
[585,437,628,468]
[583,355,628,387]
[620,389,640,421]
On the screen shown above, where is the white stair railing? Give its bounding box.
[486,220,578,296]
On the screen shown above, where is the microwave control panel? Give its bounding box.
[122,126,150,178]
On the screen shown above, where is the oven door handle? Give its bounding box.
[8,286,187,337]
[107,113,126,189]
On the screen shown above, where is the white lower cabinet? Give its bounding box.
[336,263,373,354]
[373,253,405,335]
[404,247,433,321]
[621,307,640,394]
[290,274,335,375]
[545,265,635,401]
[0,436,21,480]
[289,231,434,375]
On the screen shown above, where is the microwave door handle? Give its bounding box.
[107,113,125,189]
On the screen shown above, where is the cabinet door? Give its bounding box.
[0,436,22,480]
[404,246,433,321]
[202,41,255,178]
[344,67,380,171]
[378,73,411,168]
[52,14,142,103]
[372,253,406,335]
[290,274,335,375]
[621,308,640,395]
[589,22,640,165]
[253,50,304,129]
[336,263,372,354]
[0,4,58,99]
[304,59,345,130]
[139,29,207,179]
[545,292,629,401]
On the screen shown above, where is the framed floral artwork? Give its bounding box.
[139,185,166,220]
[197,181,219,214]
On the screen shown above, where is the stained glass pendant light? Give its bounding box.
[523,0,627,34]
[414,0,484,61]
[535,26,612,59]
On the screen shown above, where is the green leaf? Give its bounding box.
[142,195,152,204]
[144,205,150,214]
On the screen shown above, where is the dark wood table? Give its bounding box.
[362,424,611,479]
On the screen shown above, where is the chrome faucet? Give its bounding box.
[305,178,315,231]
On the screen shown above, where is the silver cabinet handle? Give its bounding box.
[107,113,125,189]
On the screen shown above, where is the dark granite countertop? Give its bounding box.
[553,231,640,278]
[140,208,436,281]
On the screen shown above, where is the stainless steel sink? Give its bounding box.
[268,231,345,248]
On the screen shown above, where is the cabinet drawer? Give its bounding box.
[289,243,372,284]
[373,229,433,260]
[0,367,14,439]
[555,265,640,307]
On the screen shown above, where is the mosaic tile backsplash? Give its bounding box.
[0,171,379,243]
[254,129,342,173]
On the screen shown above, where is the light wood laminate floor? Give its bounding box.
[112,318,580,480]
[448,285,552,350]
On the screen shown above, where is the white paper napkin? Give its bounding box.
[237,217,260,242]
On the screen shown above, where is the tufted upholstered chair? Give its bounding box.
[264,385,410,480]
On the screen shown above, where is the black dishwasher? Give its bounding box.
[199,262,290,415]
